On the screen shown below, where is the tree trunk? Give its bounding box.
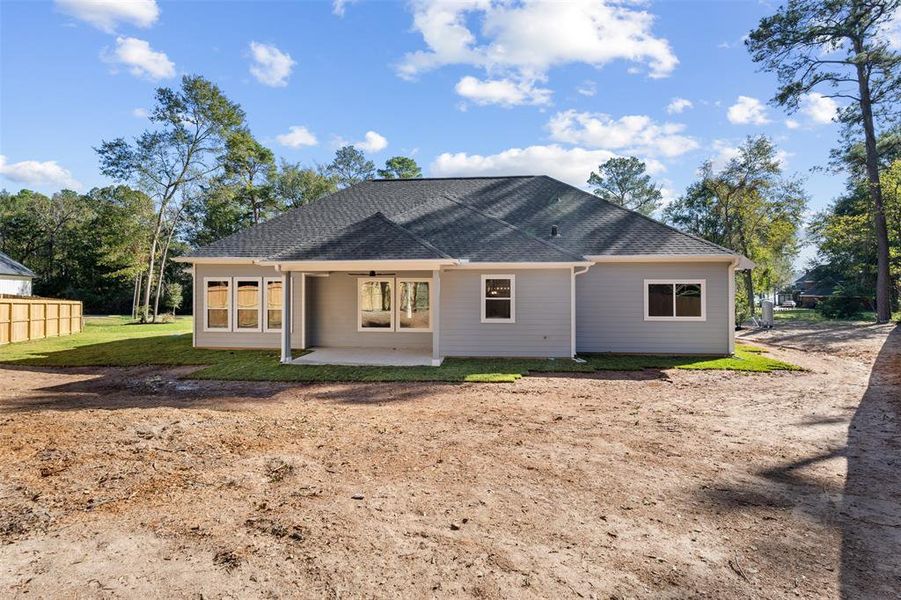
[744,269,755,317]
[853,42,892,323]
[153,210,181,320]
[143,207,166,322]
[132,272,140,319]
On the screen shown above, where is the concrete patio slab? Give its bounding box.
[292,347,439,367]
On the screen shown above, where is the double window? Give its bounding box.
[644,279,705,321]
[358,277,432,332]
[203,276,284,332]
[481,274,515,323]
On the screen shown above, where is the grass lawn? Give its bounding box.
[772,308,901,323]
[0,316,799,382]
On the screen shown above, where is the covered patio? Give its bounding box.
[292,347,438,367]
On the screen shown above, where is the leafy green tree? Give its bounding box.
[164,281,183,315]
[377,156,422,179]
[327,145,375,188]
[274,161,337,207]
[665,136,808,316]
[222,129,276,224]
[747,0,901,321]
[97,75,246,321]
[587,157,662,216]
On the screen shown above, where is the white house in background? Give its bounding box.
[175,176,754,366]
[0,251,35,296]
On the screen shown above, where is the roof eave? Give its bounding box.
[258,259,460,271]
[585,253,754,268]
[172,256,260,264]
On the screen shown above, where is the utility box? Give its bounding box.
[761,300,774,328]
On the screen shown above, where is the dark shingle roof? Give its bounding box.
[188,176,737,262]
[0,251,35,277]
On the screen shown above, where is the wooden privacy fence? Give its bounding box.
[0,298,83,345]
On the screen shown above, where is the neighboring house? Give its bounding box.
[176,176,753,365]
[0,251,35,296]
[793,268,841,308]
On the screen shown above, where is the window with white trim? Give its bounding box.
[204,278,231,331]
[233,277,262,331]
[644,279,706,321]
[481,274,515,323]
[358,278,394,331]
[264,277,283,332]
[397,279,431,331]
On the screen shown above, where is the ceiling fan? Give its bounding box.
[347,271,397,277]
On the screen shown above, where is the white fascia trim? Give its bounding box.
[450,261,592,270]
[173,256,260,264]
[586,254,735,264]
[261,259,458,271]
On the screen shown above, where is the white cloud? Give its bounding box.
[56,0,159,33]
[431,145,623,188]
[0,155,82,191]
[785,118,800,129]
[103,36,175,80]
[398,0,677,105]
[455,75,551,107]
[354,131,388,153]
[546,110,699,158]
[800,92,838,124]
[132,107,149,118]
[576,80,596,97]
[332,0,357,16]
[666,97,693,114]
[275,125,318,148]
[248,42,295,87]
[727,95,770,125]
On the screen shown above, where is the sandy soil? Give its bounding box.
[0,321,898,599]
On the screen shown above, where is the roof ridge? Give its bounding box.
[439,193,586,262]
[371,212,454,259]
[368,175,536,182]
[540,175,738,256]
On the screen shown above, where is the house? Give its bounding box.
[175,176,753,366]
[0,251,35,296]
[793,267,841,308]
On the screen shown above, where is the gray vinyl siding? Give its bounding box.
[193,264,302,349]
[306,272,432,350]
[439,268,572,358]
[575,262,731,355]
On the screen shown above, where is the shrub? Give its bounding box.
[817,287,865,319]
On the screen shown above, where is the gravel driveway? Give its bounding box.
[0,321,898,599]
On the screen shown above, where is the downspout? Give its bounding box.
[572,265,591,358]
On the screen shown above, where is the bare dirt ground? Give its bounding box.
[1,321,898,599]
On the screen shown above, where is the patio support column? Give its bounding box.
[281,271,292,364]
[431,269,442,366]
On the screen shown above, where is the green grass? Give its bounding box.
[582,343,802,373]
[0,316,800,382]
[771,308,901,323]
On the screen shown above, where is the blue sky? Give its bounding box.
[0,0,860,253]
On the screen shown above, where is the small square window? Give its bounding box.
[644,280,705,321]
[481,275,515,323]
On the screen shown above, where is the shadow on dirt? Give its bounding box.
[700,325,900,598]
[0,365,289,413]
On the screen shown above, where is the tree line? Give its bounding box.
[0,75,423,318]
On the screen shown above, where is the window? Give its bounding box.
[204,278,231,331]
[644,280,705,321]
[264,277,283,332]
[481,274,515,323]
[358,278,394,331]
[233,277,262,331]
[397,279,431,331]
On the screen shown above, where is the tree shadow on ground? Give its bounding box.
[0,364,289,413]
[699,325,901,597]
[739,321,893,353]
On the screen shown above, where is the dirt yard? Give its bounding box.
[1,321,898,599]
